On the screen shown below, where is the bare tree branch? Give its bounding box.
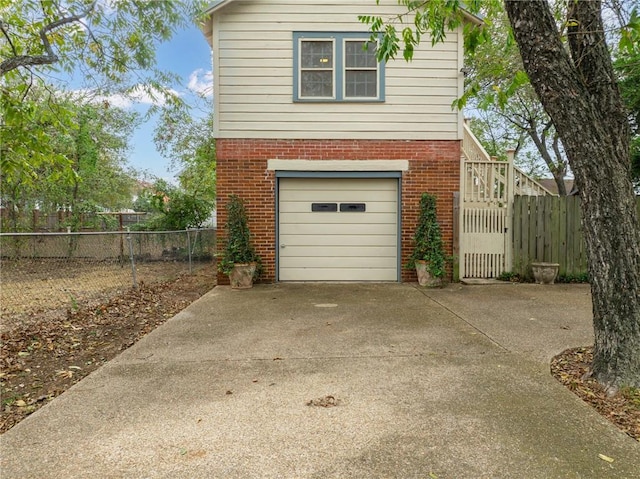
[0,1,98,77]
[0,22,18,57]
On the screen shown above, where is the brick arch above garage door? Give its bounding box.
[277,175,400,281]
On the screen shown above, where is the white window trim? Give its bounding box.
[298,38,336,100]
[342,39,379,100]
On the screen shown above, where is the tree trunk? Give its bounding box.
[504,0,640,391]
[552,171,567,197]
[550,135,568,196]
[527,125,568,195]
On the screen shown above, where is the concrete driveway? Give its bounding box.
[1,283,638,478]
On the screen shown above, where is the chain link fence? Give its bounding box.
[0,229,216,329]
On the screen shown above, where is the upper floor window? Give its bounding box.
[293,32,385,102]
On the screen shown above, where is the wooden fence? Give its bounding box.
[0,209,150,232]
[511,195,640,278]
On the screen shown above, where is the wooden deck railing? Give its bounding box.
[513,166,556,196]
[462,120,492,163]
[462,121,556,200]
[463,161,509,204]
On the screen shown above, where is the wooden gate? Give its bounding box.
[461,207,509,278]
[459,155,512,278]
[459,121,554,279]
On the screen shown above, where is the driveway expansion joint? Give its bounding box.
[413,284,510,353]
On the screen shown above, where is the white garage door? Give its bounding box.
[278,177,399,281]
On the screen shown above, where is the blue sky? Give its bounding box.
[120,24,212,182]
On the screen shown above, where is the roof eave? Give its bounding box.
[205,0,484,24]
[462,10,484,26]
[203,0,238,15]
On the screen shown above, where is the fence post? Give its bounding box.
[459,154,467,279]
[186,229,193,274]
[66,226,73,259]
[505,149,516,273]
[126,227,138,289]
[452,192,459,281]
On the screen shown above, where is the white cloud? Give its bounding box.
[114,85,182,107]
[187,69,213,98]
[99,92,134,108]
[72,85,182,109]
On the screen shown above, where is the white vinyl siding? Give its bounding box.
[208,0,465,140]
[278,178,398,281]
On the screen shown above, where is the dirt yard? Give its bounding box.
[0,259,204,330]
[1,265,216,433]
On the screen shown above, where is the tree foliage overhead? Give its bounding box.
[0,0,200,83]
[615,37,640,188]
[1,89,139,231]
[0,0,206,206]
[452,8,571,193]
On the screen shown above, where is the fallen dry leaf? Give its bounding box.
[551,347,639,441]
[307,395,341,407]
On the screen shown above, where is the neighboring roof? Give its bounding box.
[538,179,575,195]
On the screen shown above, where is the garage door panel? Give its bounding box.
[280,178,397,191]
[281,246,397,258]
[279,268,397,281]
[279,190,398,203]
[280,223,396,236]
[281,212,397,225]
[283,256,397,269]
[279,201,398,214]
[280,234,396,246]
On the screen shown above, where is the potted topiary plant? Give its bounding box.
[408,192,446,287]
[218,195,261,289]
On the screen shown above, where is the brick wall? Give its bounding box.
[216,139,461,284]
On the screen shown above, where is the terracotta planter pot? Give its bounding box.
[531,262,559,284]
[415,260,442,287]
[229,262,257,289]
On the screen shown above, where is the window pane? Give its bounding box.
[301,41,333,68]
[345,71,377,97]
[301,71,333,97]
[345,41,377,68]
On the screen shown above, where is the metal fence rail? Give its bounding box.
[0,229,216,328]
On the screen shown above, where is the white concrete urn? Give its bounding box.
[229,262,257,289]
[415,260,442,287]
[531,262,560,284]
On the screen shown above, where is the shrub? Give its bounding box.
[408,192,446,278]
[557,272,590,283]
[218,195,261,276]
